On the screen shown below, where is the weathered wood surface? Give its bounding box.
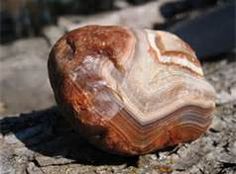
[1,53,236,174]
[0,38,54,116]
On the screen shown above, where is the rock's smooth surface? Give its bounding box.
[0,55,236,173]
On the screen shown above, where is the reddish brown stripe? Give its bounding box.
[106,105,213,152]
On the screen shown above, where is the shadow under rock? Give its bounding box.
[0,107,138,166]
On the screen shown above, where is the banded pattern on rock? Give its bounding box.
[48,25,216,155]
